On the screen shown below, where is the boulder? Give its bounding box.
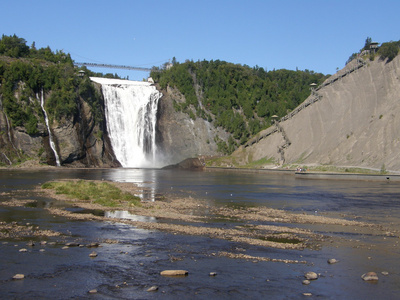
[13,274,25,280]
[304,271,318,280]
[361,272,378,281]
[147,286,159,292]
[160,270,188,276]
[327,258,338,264]
[162,158,205,170]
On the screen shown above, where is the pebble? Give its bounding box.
[302,280,311,285]
[40,241,47,245]
[361,271,379,281]
[39,249,46,252]
[160,270,188,276]
[381,271,389,276]
[13,274,25,280]
[303,293,312,297]
[62,246,69,250]
[327,258,338,264]
[304,271,318,280]
[19,248,28,252]
[209,272,217,276]
[89,251,98,257]
[88,289,97,294]
[147,286,158,292]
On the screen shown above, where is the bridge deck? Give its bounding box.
[74,62,152,72]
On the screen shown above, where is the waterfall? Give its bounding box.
[90,77,162,168]
[39,91,61,166]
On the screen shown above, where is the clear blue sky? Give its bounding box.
[1,0,399,80]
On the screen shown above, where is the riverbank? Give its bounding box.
[205,166,400,182]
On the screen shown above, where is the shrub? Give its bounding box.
[378,42,400,62]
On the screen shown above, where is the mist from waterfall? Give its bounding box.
[90,77,162,168]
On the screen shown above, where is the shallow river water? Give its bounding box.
[0,168,399,299]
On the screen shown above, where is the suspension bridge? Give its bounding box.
[74,62,154,72]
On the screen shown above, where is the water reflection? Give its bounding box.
[106,168,158,201]
[105,210,156,222]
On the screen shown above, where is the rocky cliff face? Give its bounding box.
[0,84,120,167]
[156,85,230,165]
[233,55,400,172]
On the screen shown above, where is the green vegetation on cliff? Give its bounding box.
[0,34,104,135]
[151,59,327,153]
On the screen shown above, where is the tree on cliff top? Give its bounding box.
[378,41,400,62]
[0,34,29,58]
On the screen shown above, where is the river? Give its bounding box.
[0,168,399,299]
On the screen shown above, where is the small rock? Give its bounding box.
[40,241,47,245]
[304,271,318,280]
[65,242,79,247]
[19,248,28,252]
[39,249,46,252]
[160,270,188,276]
[88,289,97,294]
[13,274,25,280]
[303,293,312,297]
[87,242,100,248]
[381,271,389,276]
[361,271,379,281]
[89,251,98,257]
[302,280,311,285]
[147,286,158,292]
[327,258,338,264]
[209,272,217,276]
[62,246,69,250]
[26,241,35,247]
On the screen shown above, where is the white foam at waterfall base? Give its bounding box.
[90,77,162,168]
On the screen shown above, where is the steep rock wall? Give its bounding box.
[236,56,400,171]
[0,83,120,167]
[156,85,230,165]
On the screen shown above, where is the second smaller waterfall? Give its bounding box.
[39,91,61,166]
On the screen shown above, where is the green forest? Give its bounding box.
[0,34,110,135]
[151,60,328,153]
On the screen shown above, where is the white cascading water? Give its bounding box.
[90,77,162,168]
[39,90,61,166]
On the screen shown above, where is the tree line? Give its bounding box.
[151,59,328,153]
[0,34,105,135]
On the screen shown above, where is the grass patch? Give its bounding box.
[242,156,276,168]
[304,165,382,174]
[42,180,141,207]
[206,156,235,167]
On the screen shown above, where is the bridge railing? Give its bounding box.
[74,62,153,72]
